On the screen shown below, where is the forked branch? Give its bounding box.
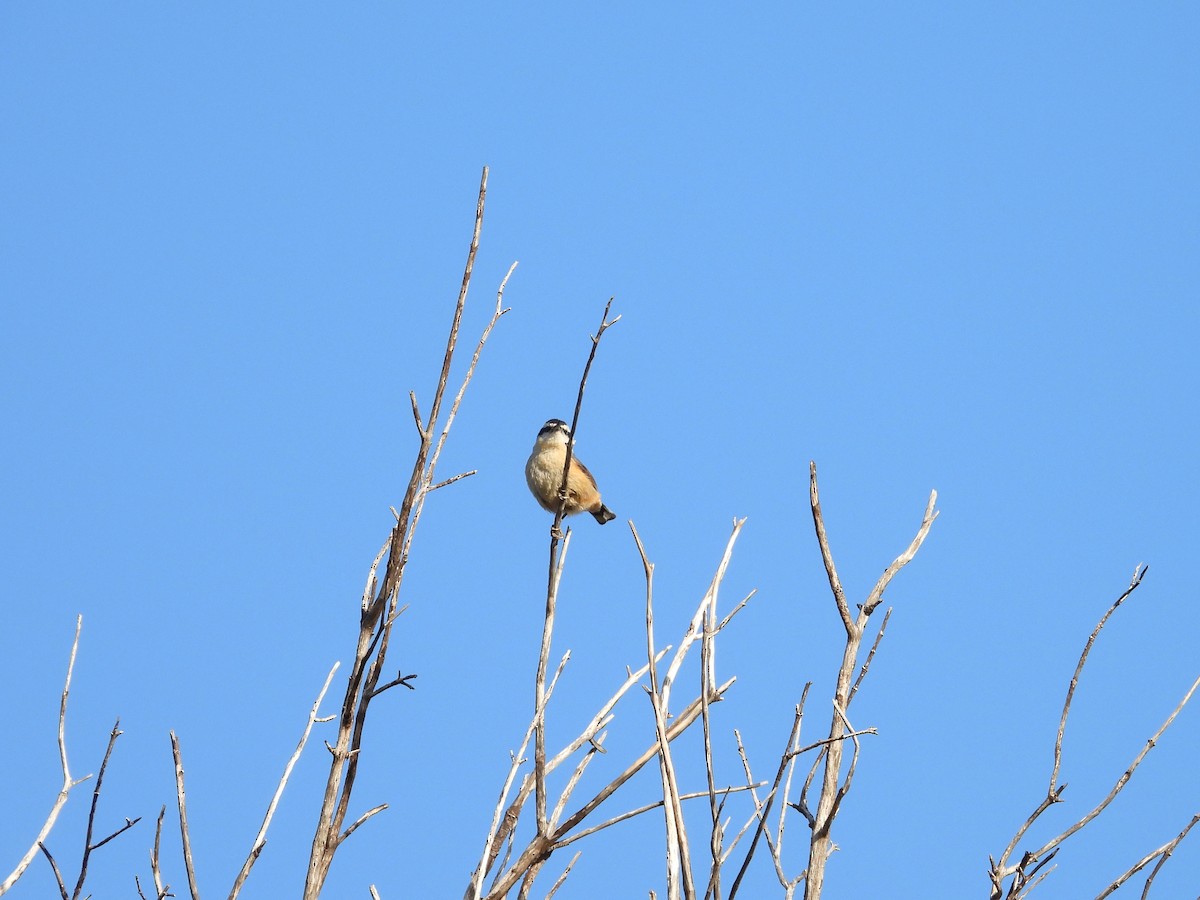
[304,166,513,898]
[804,463,937,900]
[988,566,1200,899]
[0,616,91,896]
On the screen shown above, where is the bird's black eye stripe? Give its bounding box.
[538,418,570,438]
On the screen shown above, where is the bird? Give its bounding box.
[525,418,616,524]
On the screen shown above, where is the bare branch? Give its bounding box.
[37,843,68,900]
[808,463,851,634]
[729,707,804,899]
[409,391,423,435]
[637,524,695,900]
[1054,565,1147,793]
[789,729,877,759]
[229,662,340,899]
[169,732,201,900]
[805,467,936,900]
[1029,669,1200,862]
[484,680,736,900]
[429,471,477,492]
[861,490,938,615]
[536,298,619,839]
[1,616,91,896]
[1136,813,1200,899]
[472,646,659,899]
[533,528,572,834]
[543,851,581,900]
[848,608,891,706]
[307,166,509,898]
[1096,813,1200,899]
[717,589,757,634]
[992,566,1154,888]
[63,718,140,899]
[368,672,418,699]
[341,804,388,843]
[149,805,170,900]
[554,784,765,848]
[989,567,1200,900]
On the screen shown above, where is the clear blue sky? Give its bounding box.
[3,5,1198,898]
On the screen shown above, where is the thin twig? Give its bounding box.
[991,566,1152,891]
[150,805,170,899]
[729,707,804,899]
[484,680,736,900]
[535,298,619,839]
[1095,813,1200,899]
[37,843,68,900]
[368,672,418,699]
[70,718,139,899]
[554,784,765,848]
[1029,669,1200,862]
[544,851,581,900]
[808,464,851,634]
[848,609,891,705]
[341,804,388,843]
[1137,812,1200,899]
[636,524,694,900]
[430,471,477,492]
[229,662,340,899]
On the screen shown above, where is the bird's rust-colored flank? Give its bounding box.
[525,419,615,525]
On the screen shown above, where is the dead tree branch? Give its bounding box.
[170,732,201,900]
[804,463,937,899]
[304,166,513,898]
[636,525,695,900]
[1096,812,1200,899]
[1,616,91,896]
[228,662,340,899]
[60,719,140,899]
[534,298,621,838]
[988,565,1200,899]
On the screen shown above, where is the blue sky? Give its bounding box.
[2,4,1198,898]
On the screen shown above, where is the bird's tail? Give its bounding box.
[592,505,617,525]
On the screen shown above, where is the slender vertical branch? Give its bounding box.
[69,719,139,900]
[170,732,201,900]
[533,531,571,833]
[149,805,169,900]
[534,299,620,839]
[635,526,694,900]
[229,662,340,899]
[1052,565,1146,793]
[1,616,90,896]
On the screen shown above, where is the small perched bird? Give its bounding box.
[525,418,616,524]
